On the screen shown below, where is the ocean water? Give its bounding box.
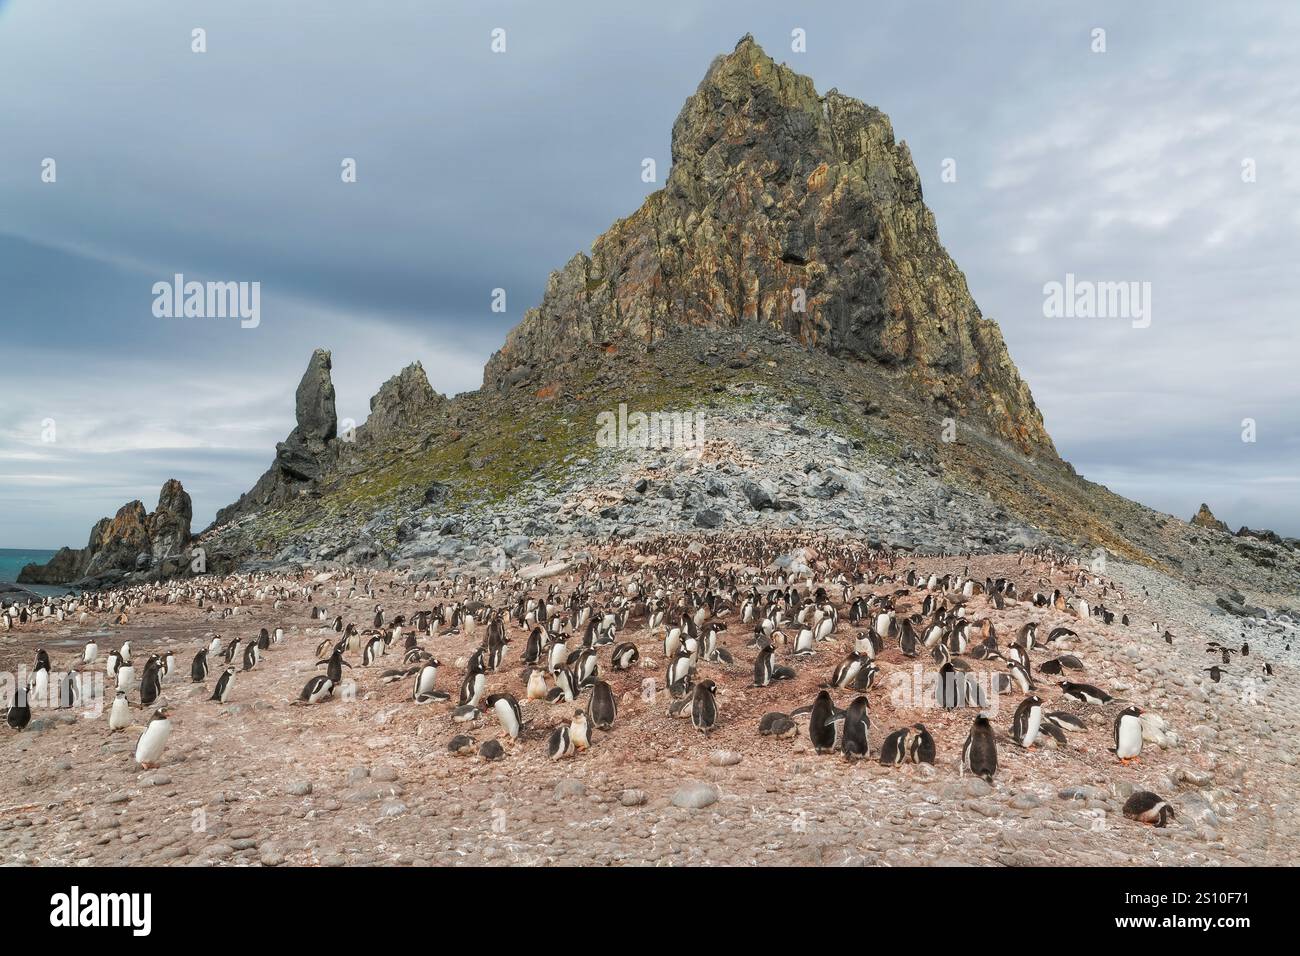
[0,547,76,598]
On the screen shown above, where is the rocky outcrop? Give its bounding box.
[213,349,338,526]
[484,35,1054,455]
[17,480,193,584]
[1191,503,1229,533]
[356,362,445,445]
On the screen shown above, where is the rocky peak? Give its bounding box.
[484,36,1054,454]
[18,479,193,585]
[361,362,445,442]
[1191,503,1229,533]
[212,349,339,526]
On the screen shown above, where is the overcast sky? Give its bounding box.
[1,0,1297,548]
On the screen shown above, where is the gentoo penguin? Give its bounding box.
[162,651,176,679]
[108,690,131,731]
[57,670,81,709]
[691,679,719,734]
[317,646,351,684]
[221,637,240,665]
[611,642,640,670]
[1010,695,1043,748]
[28,656,49,706]
[1112,705,1143,763]
[1008,660,1035,693]
[840,695,870,760]
[105,648,122,679]
[1122,791,1176,827]
[191,648,209,682]
[413,661,447,702]
[5,689,31,731]
[962,715,998,783]
[115,663,137,697]
[134,707,173,769]
[1204,665,1226,683]
[242,640,260,671]
[590,680,617,730]
[879,727,909,765]
[139,657,163,708]
[459,665,486,707]
[295,675,334,705]
[209,666,236,704]
[83,640,98,665]
[524,668,548,701]
[486,693,523,739]
[1046,711,1087,732]
[547,723,574,760]
[570,709,591,750]
[808,690,838,754]
[908,723,936,764]
[1059,680,1112,705]
[829,650,864,689]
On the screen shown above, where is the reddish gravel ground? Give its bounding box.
[1,547,1295,866]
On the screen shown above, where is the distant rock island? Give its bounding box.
[18,479,192,587]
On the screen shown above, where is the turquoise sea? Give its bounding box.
[0,547,75,598]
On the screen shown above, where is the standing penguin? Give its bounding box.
[840,695,870,760]
[317,646,351,684]
[242,640,260,672]
[879,727,910,765]
[808,690,838,754]
[590,680,617,730]
[5,688,30,731]
[209,666,236,704]
[486,693,523,740]
[547,723,574,760]
[962,715,998,783]
[83,640,98,665]
[108,689,131,731]
[570,710,591,750]
[139,656,163,709]
[191,648,209,682]
[691,679,719,735]
[1010,695,1044,748]
[412,660,446,702]
[134,707,173,769]
[1112,705,1144,763]
[908,723,936,764]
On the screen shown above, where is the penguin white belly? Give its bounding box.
[494,699,520,738]
[1117,716,1143,758]
[135,720,172,765]
[108,697,131,730]
[1023,708,1042,746]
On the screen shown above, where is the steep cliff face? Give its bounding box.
[483,36,1053,454]
[17,480,193,584]
[212,348,338,526]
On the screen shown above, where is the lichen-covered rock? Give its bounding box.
[483,35,1053,455]
[1191,503,1229,533]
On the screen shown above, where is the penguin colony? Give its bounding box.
[3,534,1281,829]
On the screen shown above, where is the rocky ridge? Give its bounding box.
[17,479,193,586]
